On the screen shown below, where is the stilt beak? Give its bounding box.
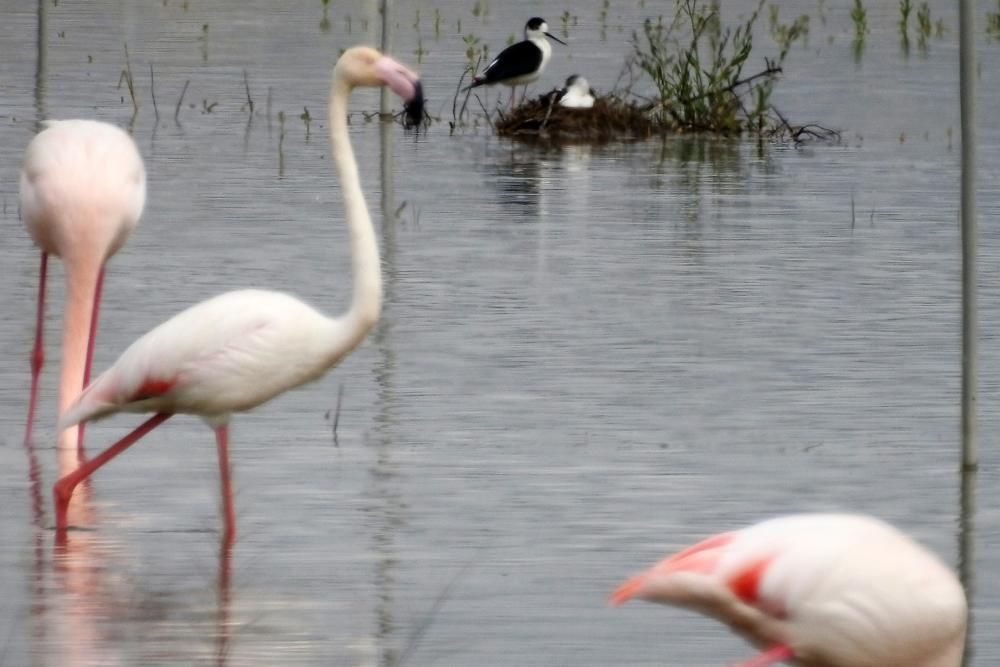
[545,32,567,45]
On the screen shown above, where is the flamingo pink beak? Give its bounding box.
[609,574,646,606]
[374,55,424,126]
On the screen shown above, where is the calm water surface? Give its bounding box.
[1,0,999,665]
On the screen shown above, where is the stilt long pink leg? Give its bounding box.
[76,267,105,459]
[735,644,794,667]
[53,412,172,538]
[214,425,236,545]
[24,252,48,445]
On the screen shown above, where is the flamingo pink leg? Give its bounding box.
[215,425,236,545]
[53,412,172,539]
[76,267,105,459]
[736,644,794,667]
[24,252,48,445]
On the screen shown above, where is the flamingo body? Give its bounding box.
[20,119,145,456]
[59,289,356,426]
[611,514,966,667]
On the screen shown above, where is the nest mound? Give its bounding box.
[494,93,657,142]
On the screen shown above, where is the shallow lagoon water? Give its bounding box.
[1,0,999,665]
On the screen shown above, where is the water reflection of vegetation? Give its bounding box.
[989,1,1000,38]
[652,135,749,225]
[319,0,331,33]
[899,0,912,55]
[850,0,867,61]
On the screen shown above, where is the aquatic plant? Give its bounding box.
[850,0,868,41]
[300,107,312,140]
[174,80,189,122]
[560,11,573,39]
[898,0,912,44]
[850,0,867,60]
[915,2,932,49]
[199,23,208,62]
[625,0,807,134]
[415,35,428,64]
[769,6,809,53]
[916,2,931,36]
[118,43,139,117]
[988,0,1000,38]
[462,33,487,70]
[320,0,331,33]
[898,0,912,33]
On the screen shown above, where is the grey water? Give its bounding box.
[1,0,998,665]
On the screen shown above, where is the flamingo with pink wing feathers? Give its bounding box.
[20,120,145,459]
[610,513,967,667]
[53,46,424,545]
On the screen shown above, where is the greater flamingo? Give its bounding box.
[53,46,424,543]
[20,120,146,457]
[610,513,967,667]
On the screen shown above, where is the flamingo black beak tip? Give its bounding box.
[403,81,425,128]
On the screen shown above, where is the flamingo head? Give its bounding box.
[335,46,424,127]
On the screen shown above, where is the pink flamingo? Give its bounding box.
[20,120,146,457]
[610,513,967,667]
[53,47,423,544]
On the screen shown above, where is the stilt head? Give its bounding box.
[525,17,567,45]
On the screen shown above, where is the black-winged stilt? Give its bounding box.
[464,17,566,108]
[558,74,595,109]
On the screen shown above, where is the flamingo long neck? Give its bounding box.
[56,254,101,454]
[328,74,382,352]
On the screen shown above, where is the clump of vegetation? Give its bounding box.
[916,2,932,37]
[850,0,868,40]
[623,0,812,136]
[898,0,912,50]
[850,0,867,60]
[989,0,1000,38]
[319,0,331,33]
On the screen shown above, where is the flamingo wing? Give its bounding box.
[60,289,341,427]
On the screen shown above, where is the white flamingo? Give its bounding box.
[610,513,967,667]
[53,46,424,544]
[20,120,146,458]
